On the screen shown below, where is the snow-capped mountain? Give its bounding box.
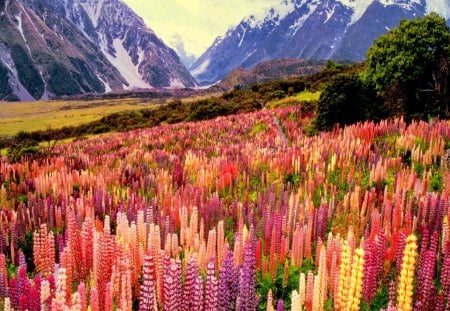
[191,0,450,85]
[44,0,196,89]
[0,0,196,101]
[168,34,197,69]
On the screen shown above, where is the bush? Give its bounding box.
[315,74,380,131]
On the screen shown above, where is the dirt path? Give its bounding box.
[273,116,289,146]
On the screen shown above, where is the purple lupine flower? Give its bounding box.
[205,258,218,311]
[164,259,182,311]
[218,249,238,311]
[183,257,199,311]
[236,240,258,311]
[192,276,204,311]
[415,242,437,309]
[276,299,284,311]
[139,254,156,311]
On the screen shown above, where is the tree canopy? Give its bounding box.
[315,74,380,131]
[316,13,450,131]
[366,13,450,118]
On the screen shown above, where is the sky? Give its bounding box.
[123,0,278,58]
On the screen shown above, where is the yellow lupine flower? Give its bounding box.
[347,248,365,311]
[397,234,418,311]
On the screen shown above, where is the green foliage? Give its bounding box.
[7,262,17,278]
[324,297,334,311]
[326,60,344,70]
[187,98,231,121]
[47,62,81,96]
[415,137,430,151]
[284,173,300,187]
[315,74,380,131]
[18,231,35,273]
[7,132,41,162]
[303,120,319,137]
[251,123,269,136]
[257,261,314,311]
[10,44,44,99]
[430,170,443,192]
[414,161,425,178]
[366,13,450,119]
[360,285,389,310]
[313,184,324,207]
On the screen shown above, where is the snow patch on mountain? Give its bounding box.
[245,0,296,29]
[238,24,247,48]
[324,6,336,23]
[97,74,112,93]
[102,38,150,89]
[378,0,422,10]
[338,0,371,24]
[79,0,105,27]
[289,2,319,35]
[169,78,185,88]
[191,58,210,76]
[0,44,34,101]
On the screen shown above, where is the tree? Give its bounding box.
[315,74,380,131]
[366,13,450,118]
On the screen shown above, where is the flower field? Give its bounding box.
[0,106,449,310]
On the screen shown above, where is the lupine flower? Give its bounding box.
[139,255,157,311]
[397,234,418,311]
[205,258,218,310]
[236,240,258,311]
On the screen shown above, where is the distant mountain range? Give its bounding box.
[191,0,450,86]
[0,0,196,101]
[214,58,326,91]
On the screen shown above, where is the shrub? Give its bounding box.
[315,74,380,131]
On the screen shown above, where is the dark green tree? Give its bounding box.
[315,74,380,131]
[366,13,450,118]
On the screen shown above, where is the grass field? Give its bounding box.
[295,90,321,101]
[268,90,321,109]
[0,98,158,136]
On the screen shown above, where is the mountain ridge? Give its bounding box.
[191,0,449,85]
[0,0,196,101]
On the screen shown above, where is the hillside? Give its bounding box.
[215,58,326,91]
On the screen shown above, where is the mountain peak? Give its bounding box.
[191,0,447,85]
[0,0,196,101]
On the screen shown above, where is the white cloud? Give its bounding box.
[123,0,278,57]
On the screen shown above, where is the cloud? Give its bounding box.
[123,0,278,57]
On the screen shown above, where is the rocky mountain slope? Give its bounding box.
[191,0,450,85]
[0,0,195,101]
